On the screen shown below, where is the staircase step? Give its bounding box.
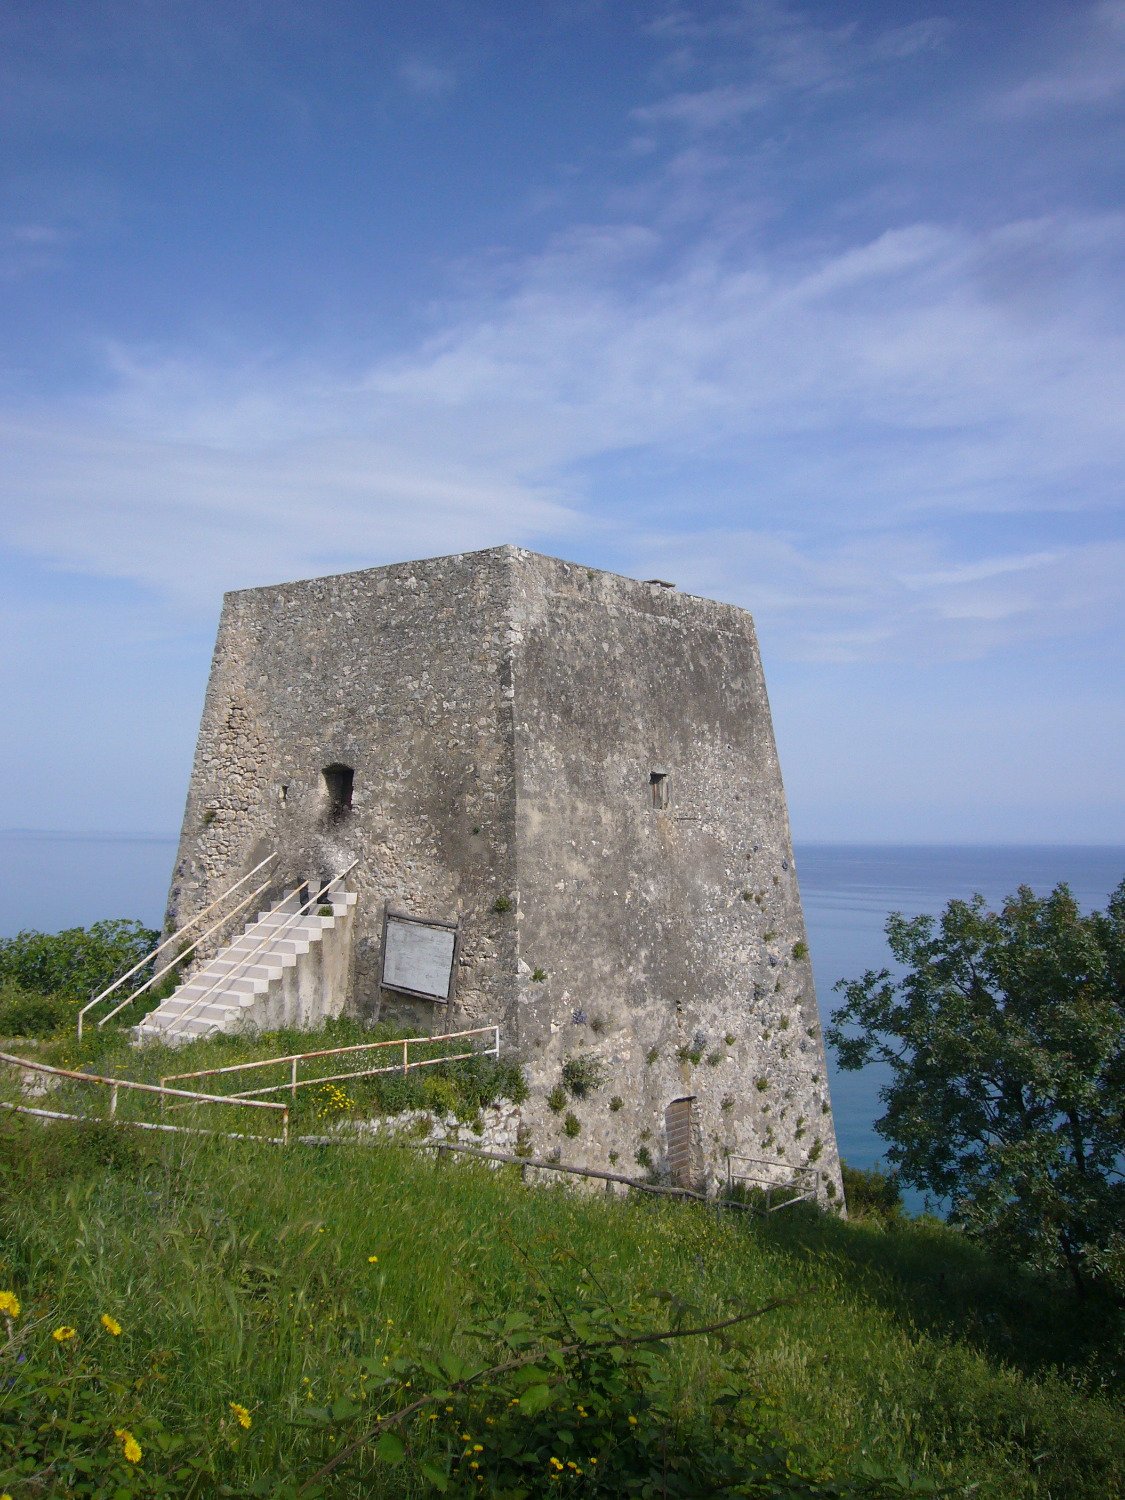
[134,878,356,1046]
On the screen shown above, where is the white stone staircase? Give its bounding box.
[134,878,357,1046]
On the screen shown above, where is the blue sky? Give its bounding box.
[1,0,1122,842]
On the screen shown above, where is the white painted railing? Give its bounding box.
[161,1024,501,1101]
[0,1050,289,1143]
[725,1153,819,1212]
[160,864,358,1037]
[77,854,278,1039]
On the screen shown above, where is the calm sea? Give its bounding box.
[1,832,1121,1204]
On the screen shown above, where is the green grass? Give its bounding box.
[6,1017,526,1138]
[0,1115,1121,1497]
[1,1021,1123,1497]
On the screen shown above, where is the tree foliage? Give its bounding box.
[0,919,159,1034]
[828,879,1125,1300]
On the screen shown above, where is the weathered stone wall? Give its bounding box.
[505,553,841,1203]
[165,549,521,1026]
[166,546,842,1205]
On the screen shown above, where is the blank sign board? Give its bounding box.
[381,910,459,1002]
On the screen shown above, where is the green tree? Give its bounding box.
[0,920,158,1006]
[828,879,1125,1301]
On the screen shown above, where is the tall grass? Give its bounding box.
[1,1111,1122,1497]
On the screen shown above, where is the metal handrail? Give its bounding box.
[725,1153,819,1212]
[162,1025,501,1101]
[95,875,278,1033]
[164,864,357,1037]
[0,1050,289,1143]
[77,853,277,1038]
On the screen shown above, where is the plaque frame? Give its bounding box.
[379,904,462,1004]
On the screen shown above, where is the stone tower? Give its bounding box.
[166,546,843,1204]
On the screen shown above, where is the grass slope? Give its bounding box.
[1,1102,1122,1497]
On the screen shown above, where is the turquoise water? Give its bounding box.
[2,832,1121,1203]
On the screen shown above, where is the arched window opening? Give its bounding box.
[322,763,354,821]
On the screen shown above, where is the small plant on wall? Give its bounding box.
[561,1053,605,1098]
[546,1084,567,1113]
[563,1111,581,1138]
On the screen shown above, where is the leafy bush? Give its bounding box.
[0,920,159,1006]
[563,1111,581,1138]
[0,981,70,1038]
[547,1084,568,1114]
[560,1053,605,1099]
[841,1161,904,1222]
[289,1262,934,1499]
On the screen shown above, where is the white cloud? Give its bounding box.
[398,58,457,99]
[632,84,771,131]
[2,199,1121,664]
[996,0,1125,114]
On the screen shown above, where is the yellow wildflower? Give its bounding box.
[229,1402,252,1429]
[100,1314,122,1336]
[627,1413,638,1425]
[52,1326,77,1342]
[0,1291,19,1319]
[472,1443,483,1453]
[115,1428,142,1463]
[367,1254,378,1263]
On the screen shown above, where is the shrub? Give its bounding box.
[0,982,69,1038]
[491,895,512,914]
[609,1095,624,1112]
[0,919,160,1005]
[531,967,547,982]
[792,940,809,960]
[561,1053,605,1098]
[563,1111,581,1138]
[841,1160,904,1222]
[546,1084,567,1114]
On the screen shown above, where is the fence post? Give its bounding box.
[290,1056,298,1100]
[109,1084,118,1119]
[402,1038,409,1077]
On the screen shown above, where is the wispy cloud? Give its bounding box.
[398,57,457,99]
[995,0,1125,114]
[632,83,770,131]
[0,0,1121,678]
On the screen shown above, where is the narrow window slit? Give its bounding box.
[322,763,354,821]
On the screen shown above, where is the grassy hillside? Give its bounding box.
[1,1081,1122,1498]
